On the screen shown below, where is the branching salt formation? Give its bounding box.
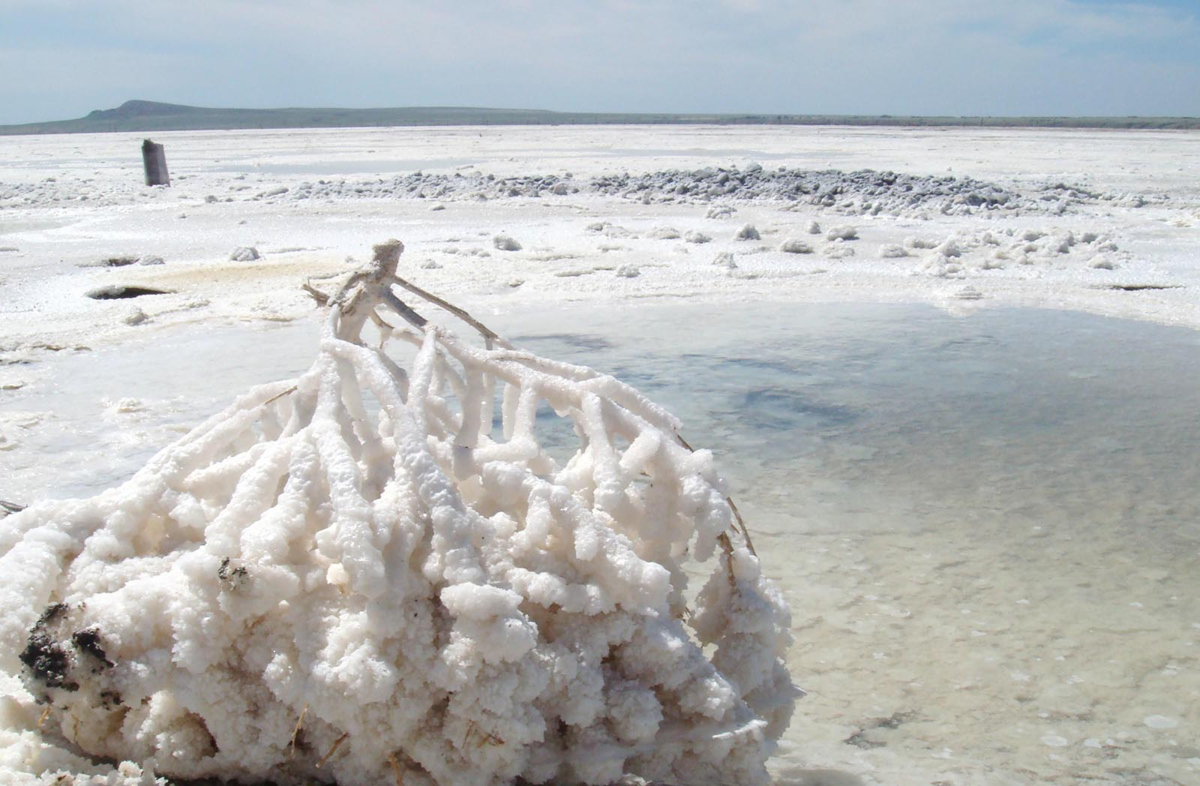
[0,240,797,786]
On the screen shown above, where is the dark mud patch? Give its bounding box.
[86,285,172,300]
[844,710,920,750]
[72,628,114,669]
[20,603,77,691]
[79,256,138,269]
[1102,283,1184,292]
[218,557,250,591]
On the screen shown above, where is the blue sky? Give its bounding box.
[1,0,1197,124]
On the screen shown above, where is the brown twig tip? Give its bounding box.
[262,386,298,408]
[289,703,308,757]
[388,752,405,786]
[316,732,349,768]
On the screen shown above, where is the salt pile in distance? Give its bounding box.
[0,241,798,786]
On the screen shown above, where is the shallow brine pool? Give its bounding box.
[2,302,1198,785]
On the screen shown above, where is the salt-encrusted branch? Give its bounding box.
[386,273,505,348]
[312,242,761,560]
[0,239,797,786]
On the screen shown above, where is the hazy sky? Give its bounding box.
[2,0,1198,124]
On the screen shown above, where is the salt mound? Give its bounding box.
[713,252,738,269]
[230,246,260,262]
[779,239,813,255]
[734,224,760,241]
[0,241,797,786]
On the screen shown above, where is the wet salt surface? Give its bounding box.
[2,302,1199,785]
[214,157,480,175]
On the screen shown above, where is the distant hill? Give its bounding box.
[2,100,1198,135]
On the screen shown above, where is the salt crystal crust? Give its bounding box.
[0,240,796,786]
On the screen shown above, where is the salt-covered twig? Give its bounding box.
[387,272,504,348]
[677,433,757,556]
[300,280,330,307]
[0,239,797,786]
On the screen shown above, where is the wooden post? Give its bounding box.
[142,139,170,186]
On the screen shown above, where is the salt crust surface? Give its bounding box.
[0,244,794,785]
[1,127,1198,374]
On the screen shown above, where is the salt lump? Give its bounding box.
[0,241,797,786]
[229,246,260,262]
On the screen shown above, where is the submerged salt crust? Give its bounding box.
[0,242,795,786]
[6,299,1200,786]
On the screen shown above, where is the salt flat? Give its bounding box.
[1,126,1199,785]
[1,125,1198,363]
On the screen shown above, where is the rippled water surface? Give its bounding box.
[2,302,1198,785]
